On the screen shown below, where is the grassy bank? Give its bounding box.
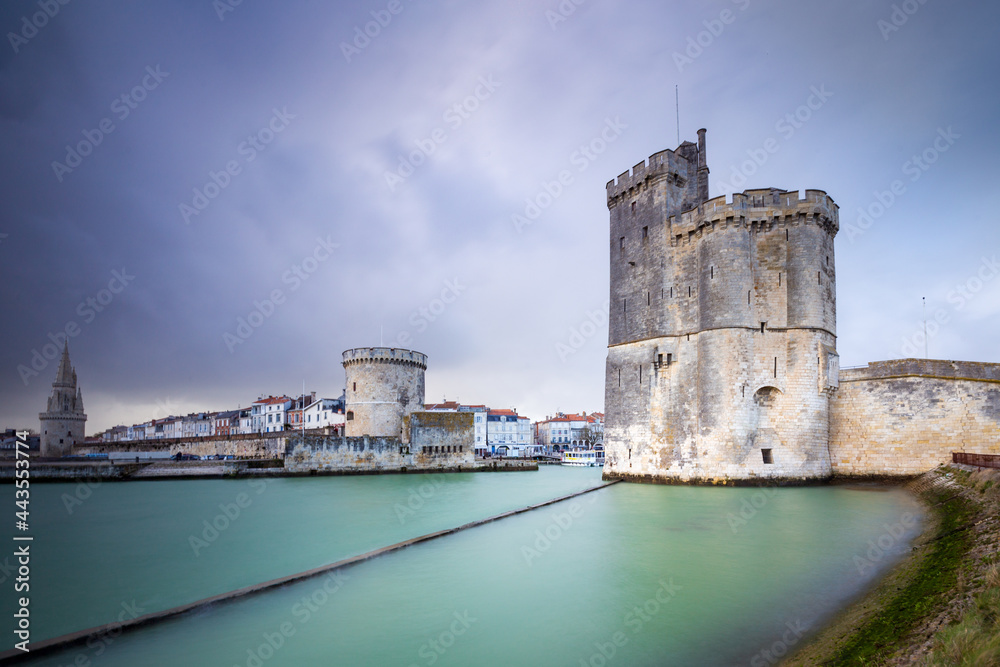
[786,465,1000,666]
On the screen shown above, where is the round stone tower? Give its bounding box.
[39,343,87,457]
[342,347,427,443]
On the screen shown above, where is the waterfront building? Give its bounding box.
[213,410,242,437]
[252,396,292,433]
[535,412,603,451]
[486,409,532,456]
[180,413,213,439]
[237,408,253,434]
[303,397,346,432]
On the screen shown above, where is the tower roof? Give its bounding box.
[53,342,76,388]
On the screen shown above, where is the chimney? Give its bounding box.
[697,128,709,204]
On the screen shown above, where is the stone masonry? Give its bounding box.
[603,129,841,484]
[343,347,426,444]
[39,343,87,457]
[285,411,475,473]
[830,360,1000,475]
[602,129,999,484]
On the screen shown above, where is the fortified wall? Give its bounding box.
[830,359,1000,476]
[74,433,287,459]
[285,411,475,473]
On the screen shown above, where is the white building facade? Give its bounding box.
[486,409,532,457]
[303,398,346,431]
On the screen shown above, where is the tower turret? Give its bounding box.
[343,347,427,444]
[603,129,839,484]
[696,128,709,204]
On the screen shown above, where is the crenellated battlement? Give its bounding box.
[604,127,842,484]
[606,146,696,207]
[666,188,839,242]
[342,347,428,369]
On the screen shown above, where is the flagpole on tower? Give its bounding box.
[675,85,680,146]
[922,297,928,359]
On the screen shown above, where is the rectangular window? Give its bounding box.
[818,271,822,285]
[667,353,672,365]
[762,449,773,464]
[631,201,636,213]
[642,226,648,242]
[710,266,714,279]
[778,273,781,286]
[688,286,692,297]
[761,322,766,333]
[748,290,751,305]
[657,353,663,364]
[774,357,778,378]
[620,236,625,251]
[647,292,650,305]
[639,365,642,384]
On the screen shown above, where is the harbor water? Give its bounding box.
[5,467,923,666]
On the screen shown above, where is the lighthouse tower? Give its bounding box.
[39,343,88,457]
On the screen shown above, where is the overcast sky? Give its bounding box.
[2,0,998,433]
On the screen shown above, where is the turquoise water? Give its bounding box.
[4,468,923,666]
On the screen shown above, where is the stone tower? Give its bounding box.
[342,347,426,443]
[39,343,87,457]
[602,130,840,484]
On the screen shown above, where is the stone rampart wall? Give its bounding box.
[830,360,1000,476]
[284,434,474,473]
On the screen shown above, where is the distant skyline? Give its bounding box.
[2,1,998,433]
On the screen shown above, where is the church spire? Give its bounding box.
[39,341,87,457]
[55,342,74,387]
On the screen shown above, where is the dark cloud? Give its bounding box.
[2,0,998,432]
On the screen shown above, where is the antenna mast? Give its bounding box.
[922,297,928,359]
[675,85,680,146]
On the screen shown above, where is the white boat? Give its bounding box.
[561,448,605,467]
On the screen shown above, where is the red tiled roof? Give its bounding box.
[253,396,291,405]
[539,413,597,424]
[489,409,518,417]
[425,401,461,410]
